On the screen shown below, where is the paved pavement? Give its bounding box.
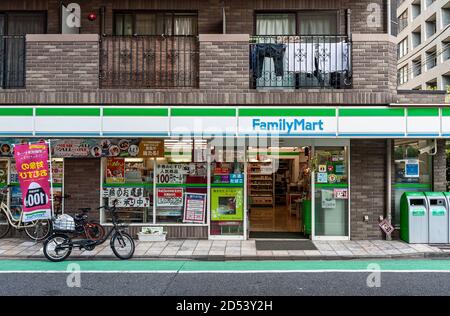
[0,238,447,260]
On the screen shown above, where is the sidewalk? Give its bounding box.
[0,238,449,260]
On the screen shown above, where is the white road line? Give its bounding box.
[1,270,450,274]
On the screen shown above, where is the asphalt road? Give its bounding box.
[1,271,450,296]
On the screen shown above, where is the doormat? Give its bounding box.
[255,240,317,251]
[250,232,306,239]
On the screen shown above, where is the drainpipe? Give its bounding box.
[386,139,392,240]
[345,9,351,37]
[387,0,392,35]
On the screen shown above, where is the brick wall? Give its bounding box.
[352,39,397,93]
[396,91,447,104]
[199,35,249,90]
[26,35,99,92]
[63,158,101,222]
[350,139,386,240]
[434,139,447,192]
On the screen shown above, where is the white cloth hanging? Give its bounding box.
[286,42,315,73]
[317,41,349,72]
[286,41,349,73]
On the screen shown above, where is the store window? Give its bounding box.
[393,140,433,226]
[210,157,245,236]
[155,162,207,224]
[103,157,154,223]
[152,139,208,225]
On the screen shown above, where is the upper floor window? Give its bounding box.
[398,10,408,32]
[256,13,295,35]
[398,37,409,58]
[0,12,46,35]
[255,11,338,35]
[398,65,409,85]
[114,12,198,36]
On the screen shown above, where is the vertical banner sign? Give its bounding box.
[14,143,52,222]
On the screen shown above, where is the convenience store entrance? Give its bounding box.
[247,147,311,236]
[247,139,350,240]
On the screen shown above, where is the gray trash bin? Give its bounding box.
[400,192,428,244]
[443,192,450,243]
[424,192,449,244]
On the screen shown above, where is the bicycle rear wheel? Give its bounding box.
[43,234,72,262]
[111,232,135,260]
[25,219,52,241]
[0,211,10,238]
[85,222,105,241]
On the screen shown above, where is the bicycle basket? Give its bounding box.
[53,214,76,232]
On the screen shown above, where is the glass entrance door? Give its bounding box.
[313,146,349,239]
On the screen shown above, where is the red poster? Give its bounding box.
[106,158,125,183]
[13,142,52,222]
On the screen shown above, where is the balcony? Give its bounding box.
[0,35,26,89]
[99,35,199,89]
[250,35,352,89]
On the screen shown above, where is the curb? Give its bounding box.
[2,251,449,261]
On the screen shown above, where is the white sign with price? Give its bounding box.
[156,164,195,184]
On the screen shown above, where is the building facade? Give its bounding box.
[0,0,447,241]
[397,0,450,90]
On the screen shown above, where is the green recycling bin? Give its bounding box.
[400,192,428,244]
[425,192,449,244]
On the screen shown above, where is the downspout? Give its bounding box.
[387,0,392,35]
[386,139,392,240]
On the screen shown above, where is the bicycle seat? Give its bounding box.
[78,208,91,213]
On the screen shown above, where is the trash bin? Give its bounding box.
[400,192,428,244]
[444,192,450,243]
[424,192,449,244]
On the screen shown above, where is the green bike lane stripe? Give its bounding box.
[1,259,450,273]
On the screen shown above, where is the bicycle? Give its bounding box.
[52,194,105,241]
[43,200,135,262]
[0,185,52,241]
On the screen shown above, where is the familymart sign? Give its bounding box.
[0,106,448,138]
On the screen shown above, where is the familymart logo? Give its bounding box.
[252,118,324,134]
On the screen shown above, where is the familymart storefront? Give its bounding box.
[0,106,446,241]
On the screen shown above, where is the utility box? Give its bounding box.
[400,192,428,244]
[425,192,449,244]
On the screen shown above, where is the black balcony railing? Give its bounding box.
[250,35,352,89]
[0,35,26,89]
[99,35,199,89]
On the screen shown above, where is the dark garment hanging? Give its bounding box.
[252,43,286,78]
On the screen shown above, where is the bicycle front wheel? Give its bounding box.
[111,232,135,260]
[25,219,52,241]
[0,211,11,239]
